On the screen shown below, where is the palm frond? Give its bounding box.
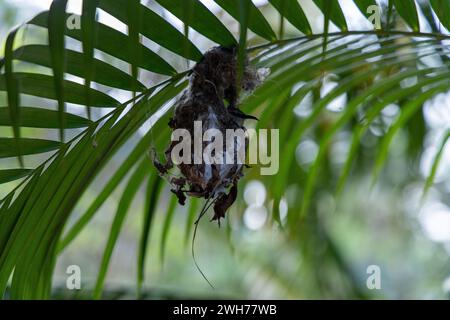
[0,0,449,299]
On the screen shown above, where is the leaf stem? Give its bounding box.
[247,30,450,52]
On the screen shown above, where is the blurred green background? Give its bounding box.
[0,0,449,299]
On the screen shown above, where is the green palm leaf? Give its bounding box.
[1,0,450,299]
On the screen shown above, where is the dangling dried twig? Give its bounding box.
[152,45,268,286]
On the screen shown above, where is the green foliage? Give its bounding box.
[0,0,449,299]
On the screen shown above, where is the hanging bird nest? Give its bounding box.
[153,46,268,224]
